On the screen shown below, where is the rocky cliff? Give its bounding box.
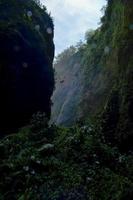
[0,0,55,134]
[51,46,85,126]
[52,0,133,150]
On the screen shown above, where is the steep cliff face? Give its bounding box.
[52,0,133,149]
[0,0,55,133]
[51,46,85,126]
[98,0,133,150]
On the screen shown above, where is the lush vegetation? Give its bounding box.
[0,0,133,199]
[0,115,133,200]
[52,0,133,150]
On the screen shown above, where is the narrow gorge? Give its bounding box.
[0,0,133,199]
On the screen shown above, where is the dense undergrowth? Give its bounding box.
[0,115,133,200]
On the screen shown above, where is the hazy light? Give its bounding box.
[35,24,40,31]
[27,10,32,17]
[22,62,28,68]
[47,27,53,34]
[104,46,110,54]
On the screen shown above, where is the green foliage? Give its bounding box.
[73,0,133,150]
[52,0,133,151]
[0,120,132,199]
[84,29,95,43]
[0,0,133,199]
[55,46,77,65]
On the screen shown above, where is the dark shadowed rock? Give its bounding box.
[0,0,55,134]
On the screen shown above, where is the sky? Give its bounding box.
[41,0,107,55]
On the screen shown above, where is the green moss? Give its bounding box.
[77,0,133,150]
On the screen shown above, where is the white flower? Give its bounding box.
[81,126,88,131]
[23,166,29,171]
[38,143,54,153]
[86,177,92,182]
[89,127,92,131]
[36,160,41,164]
[10,163,14,168]
[30,155,35,160]
[47,27,52,34]
[67,136,75,142]
[95,161,100,165]
[118,155,124,163]
[31,170,35,175]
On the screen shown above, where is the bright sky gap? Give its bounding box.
[41,0,107,55]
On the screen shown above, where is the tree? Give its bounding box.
[85,29,95,43]
[34,0,41,7]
